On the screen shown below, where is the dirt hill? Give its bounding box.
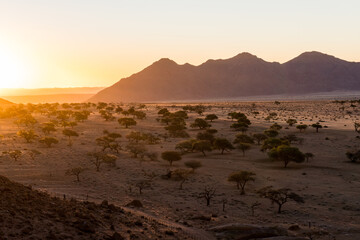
[0,175,183,239]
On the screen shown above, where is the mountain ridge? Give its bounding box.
[89,51,360,102]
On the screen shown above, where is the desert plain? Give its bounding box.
[0,100,359,240]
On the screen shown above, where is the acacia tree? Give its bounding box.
[161,151,182,166]
[17,129,38,143]
[311,123,323,133]
[172,168,191,190]
[205,114,218,122]
[192,140,212,156]
[286,119,297,127]
[264,129,279,138]
[213,138,234,154]
[190,118,211,130]
[228,171,256,195]
[253,133,267,145]
[237,143,251,156]
[66,167,86,182]
[41,122,57,135]
[269,145,305,168]
[296,124,308,132]
[118,117,137,128]
[258,186,304,213]
[63,129,79,146]
[175,139,197,154]
[184,160,202,172]
[28,149,41,160]
[39,137,59,148]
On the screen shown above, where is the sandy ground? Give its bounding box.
[1,100,360,239]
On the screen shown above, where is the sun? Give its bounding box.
[0,45,30,88]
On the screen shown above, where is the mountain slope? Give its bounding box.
[0,97,14,106]
[90,51,360,102]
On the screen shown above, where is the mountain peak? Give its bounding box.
[155,58,178,65]
[287,51,338,64]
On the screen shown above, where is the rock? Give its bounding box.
[108,232,124,240]
[256,237,310,240]
[73,220,96,233]
[192,215,212,221]
[210,223,289,240]
[288,225,301,231]
[125,199,143,208]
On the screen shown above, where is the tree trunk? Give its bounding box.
[277,204,282,213]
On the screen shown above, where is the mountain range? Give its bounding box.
[89,51,360,102]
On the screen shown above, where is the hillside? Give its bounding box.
[89,52,360,102]
[0,97,14,107]
[0,175,185,239]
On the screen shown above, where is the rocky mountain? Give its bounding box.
[89,52,360,102]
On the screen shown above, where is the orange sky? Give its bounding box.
[1,1,359,89]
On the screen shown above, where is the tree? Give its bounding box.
[161,151,182,166]
[230,122,249,133]
[233,134,254,144]
[62,129,79,146]
[261,138,287,152]
[270,123,282,131]
[311,123,322,133]
[269,145,305,168]
[354,122,360,134]
[196,131,215,144]
[175,139,197,154]
[126,143,147,158]
[134,180,151,194]
[96,132,122,153]
[228,171,255,195]
[199,186,216,206]
[205,114,218,122]
[17,129,38,143]
[237,143,251,156]
[286,119,297,127]
[41,122,56,135]
[304,152,314,162]
[28,149,41,160]
[88,152,115,172]
[253,133,267,145]
[213,138,234,154]
[296,124,308,132]
[118,117,137,128]
[264,129,279,138]
[39,137,59,148]
[190,118,211,129]
[172,168,191,190]
[192,140,212,156]
[184,160,202,172]
[66,167,85,182]
[258,186,304,213]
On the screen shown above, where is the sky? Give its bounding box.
[0,0,360,89]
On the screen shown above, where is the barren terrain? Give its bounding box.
[1,100,360,239]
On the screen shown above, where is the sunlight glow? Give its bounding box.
[0,45,30,88]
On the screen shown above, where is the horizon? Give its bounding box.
[1,0,360,89]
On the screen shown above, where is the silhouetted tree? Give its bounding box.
[161,151,182,166]
[258,186,304,213]
[213,138,234,154]
[228,171,255,195]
